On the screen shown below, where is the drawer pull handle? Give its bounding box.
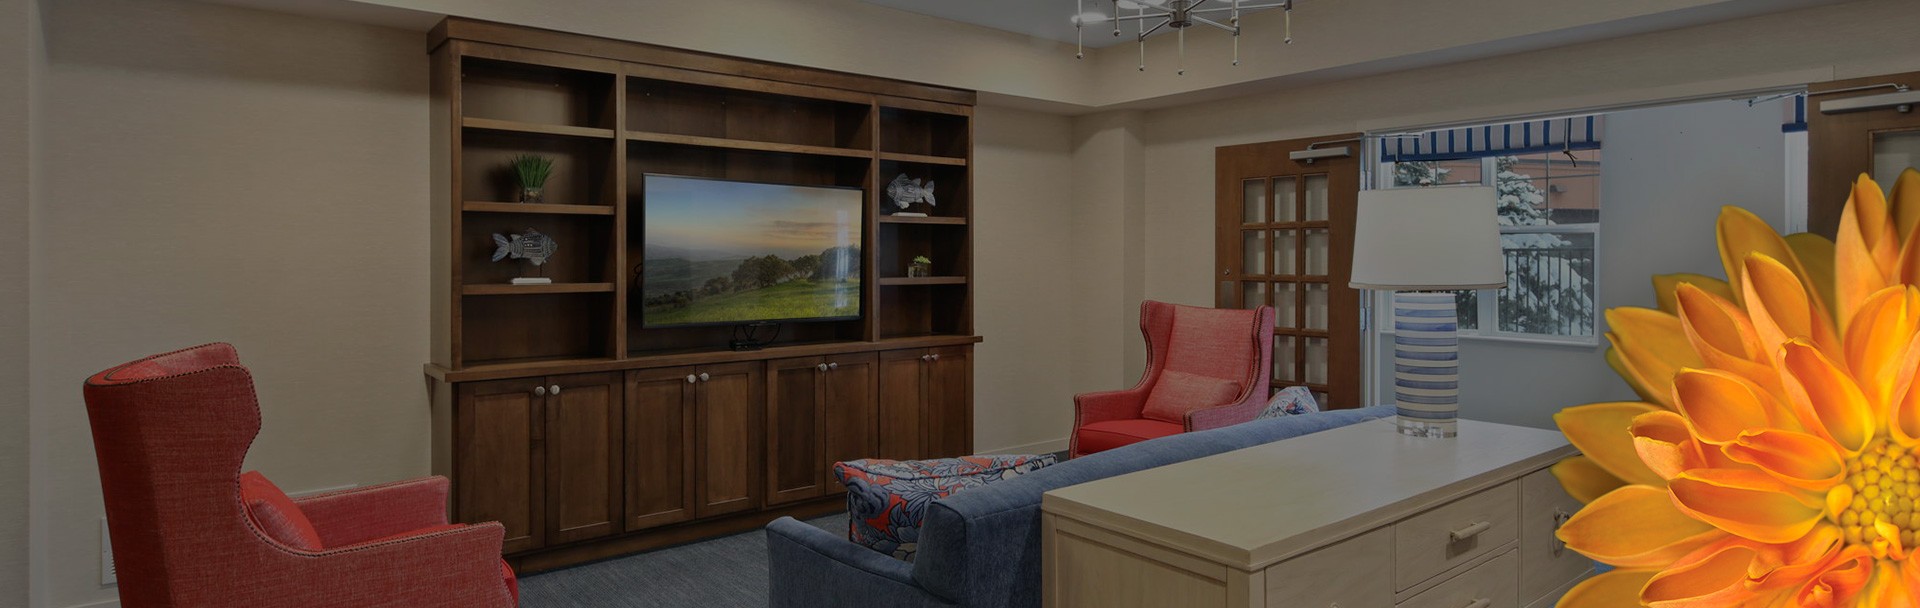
[1449,521,1493,542]
[1461,599,1491,608]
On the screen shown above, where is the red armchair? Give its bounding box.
[1069,301,1275,458]
[81,343,519,608]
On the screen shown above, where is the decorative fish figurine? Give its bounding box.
[886,174,936,210]
[491,228,557,267]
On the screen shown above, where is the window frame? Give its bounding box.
[1373,155,1602,347]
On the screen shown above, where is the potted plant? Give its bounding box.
[511,154,554,204]
[909,255,933,278]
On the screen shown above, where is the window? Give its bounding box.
[1382,151,1601,342]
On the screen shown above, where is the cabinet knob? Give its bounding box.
[533,386,547,397]
[827,362,838,370]
[698,372,711,382]
[685,374,697,384]
[920,354,931,362]
[1461,599,1492,608]
[550,384,561,395]
[929,354,941,362]
[817,363,829,372]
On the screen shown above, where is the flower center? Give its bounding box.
[1838,439,1920,548]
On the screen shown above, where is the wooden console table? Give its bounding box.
[1042,419,1588,608]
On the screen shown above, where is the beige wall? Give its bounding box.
[972,106,1078,453]
[1070,112,1150,398]
[31,1,428,606]
[3,0,35,604]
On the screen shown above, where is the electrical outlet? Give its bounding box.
[100,518,116,587]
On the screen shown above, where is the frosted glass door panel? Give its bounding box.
[1242,231,1267,275]
[1305,175,1329,221]
[1275,283,1298,328]
[1304,338,1328,384]
[1875,131,1920,189]
[1305,229,1330,275]
[1275,177,1298,222]
[1243,282,1267,311]
[1242,179,1267,223]
[1305,283,1329,330]
[1274,336,1298,382]
[1274,230,1298,275]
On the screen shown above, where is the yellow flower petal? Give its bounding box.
[1654,273,1736,316]
[1721,429,1846,491]
[1894,167,1920,242]
[1607,346,1664,405]
[1556,402,1666,487]
[1632,410,1704,481]
[1549,455,1627,504]
[1836,176,1898,332]
[1608,308,1704,409]
[1788,545,1873,608]
[1672,368,1794,444]
[1787,232,1839,315]
[1744,253,1843,367]
[1719,205,1805,308]
[1780,339,1876,454]
[1642,541,1763,607]
[1676,284,1780,395]
[1749,523,1846,592]
[1556,484,1724,569]
[1843,286,1920,416]
[1558,569,1657,608]
[1668,469,1824,544]
[1861,559,1916,608]
[1891,333,1920,446]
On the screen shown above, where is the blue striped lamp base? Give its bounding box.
[1394,292,1460,438]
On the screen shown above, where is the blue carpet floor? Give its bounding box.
[519,513,847,608]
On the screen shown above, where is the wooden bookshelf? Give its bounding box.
[427,17,977,572]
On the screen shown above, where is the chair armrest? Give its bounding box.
[1072,387,1150,426]
[765,517,955,608]
[1184,397,1266,432]
[294,476,450,548]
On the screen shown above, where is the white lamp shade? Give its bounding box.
[1349,186,1505,290]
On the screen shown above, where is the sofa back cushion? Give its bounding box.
[238,471,324,551]
[1140,370,1242,423]
[835,455,1056,561]
[909,406,1392,607]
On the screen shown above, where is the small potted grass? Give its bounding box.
[909,255,933,278]
[511,154,554,204]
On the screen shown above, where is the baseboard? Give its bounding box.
[980,436,1067,456]
[64,598,119,608]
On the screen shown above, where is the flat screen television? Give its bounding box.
[640,174,863,328]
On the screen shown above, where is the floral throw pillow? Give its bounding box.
[1256,386,1320,419]
[833,454,1057,561]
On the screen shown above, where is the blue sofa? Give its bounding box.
[765,405,1393,608]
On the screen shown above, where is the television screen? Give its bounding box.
[640,174,863,328]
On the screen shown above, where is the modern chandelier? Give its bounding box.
[1072,0,1294,75]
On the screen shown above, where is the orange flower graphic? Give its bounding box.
[1556,170,1920,607]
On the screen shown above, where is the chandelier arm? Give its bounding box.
[1189,4,1286,13]
[1137,18,1170,40]
[1188,15,1237,33]
[1128,0,1176,12]
[1106,12,1173,22]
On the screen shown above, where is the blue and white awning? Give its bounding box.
[1380,116,1603,163]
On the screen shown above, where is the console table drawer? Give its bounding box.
[1394,481,1518,590]
[1399,549,1518,608]
[1265,527,1393,608]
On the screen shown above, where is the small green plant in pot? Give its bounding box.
[511,155,554,204]
[909,255,933,278]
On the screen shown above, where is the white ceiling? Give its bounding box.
[856,0,1282,48]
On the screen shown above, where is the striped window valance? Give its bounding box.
[1379,116,1604,163]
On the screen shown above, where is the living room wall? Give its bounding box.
[2,0,36,604]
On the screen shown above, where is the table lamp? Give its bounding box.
[1349,186,1504,438]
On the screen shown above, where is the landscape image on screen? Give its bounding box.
[641,175,862,327]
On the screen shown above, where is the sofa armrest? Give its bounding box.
[1072,387,1150,426]
[294,476,450,548]
[766,517,955,608]
[1183,397,1266,432]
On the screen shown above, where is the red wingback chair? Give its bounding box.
[1069,301,1275,458]
[81,343,519,608]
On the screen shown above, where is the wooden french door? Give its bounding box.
[1809,71,1920,236]
[1215,135,1363,409]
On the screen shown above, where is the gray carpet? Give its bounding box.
[519,513,847,608]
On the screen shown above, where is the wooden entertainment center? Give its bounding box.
[422,19,979,571]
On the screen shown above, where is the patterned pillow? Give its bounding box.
[1140,370,1243,423]
[834,454,1057,561]
[1256,386,1320,419]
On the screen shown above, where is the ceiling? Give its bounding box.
[856,0,1283,48]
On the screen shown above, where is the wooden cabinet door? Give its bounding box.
[924,346,973,458]
[455,377,546,554]
[823,352,879,493]
[624,366,697,531]
[696,362,762,518]
[766,356,827,505]
[543,372,623,545]
[877,349,928,460]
